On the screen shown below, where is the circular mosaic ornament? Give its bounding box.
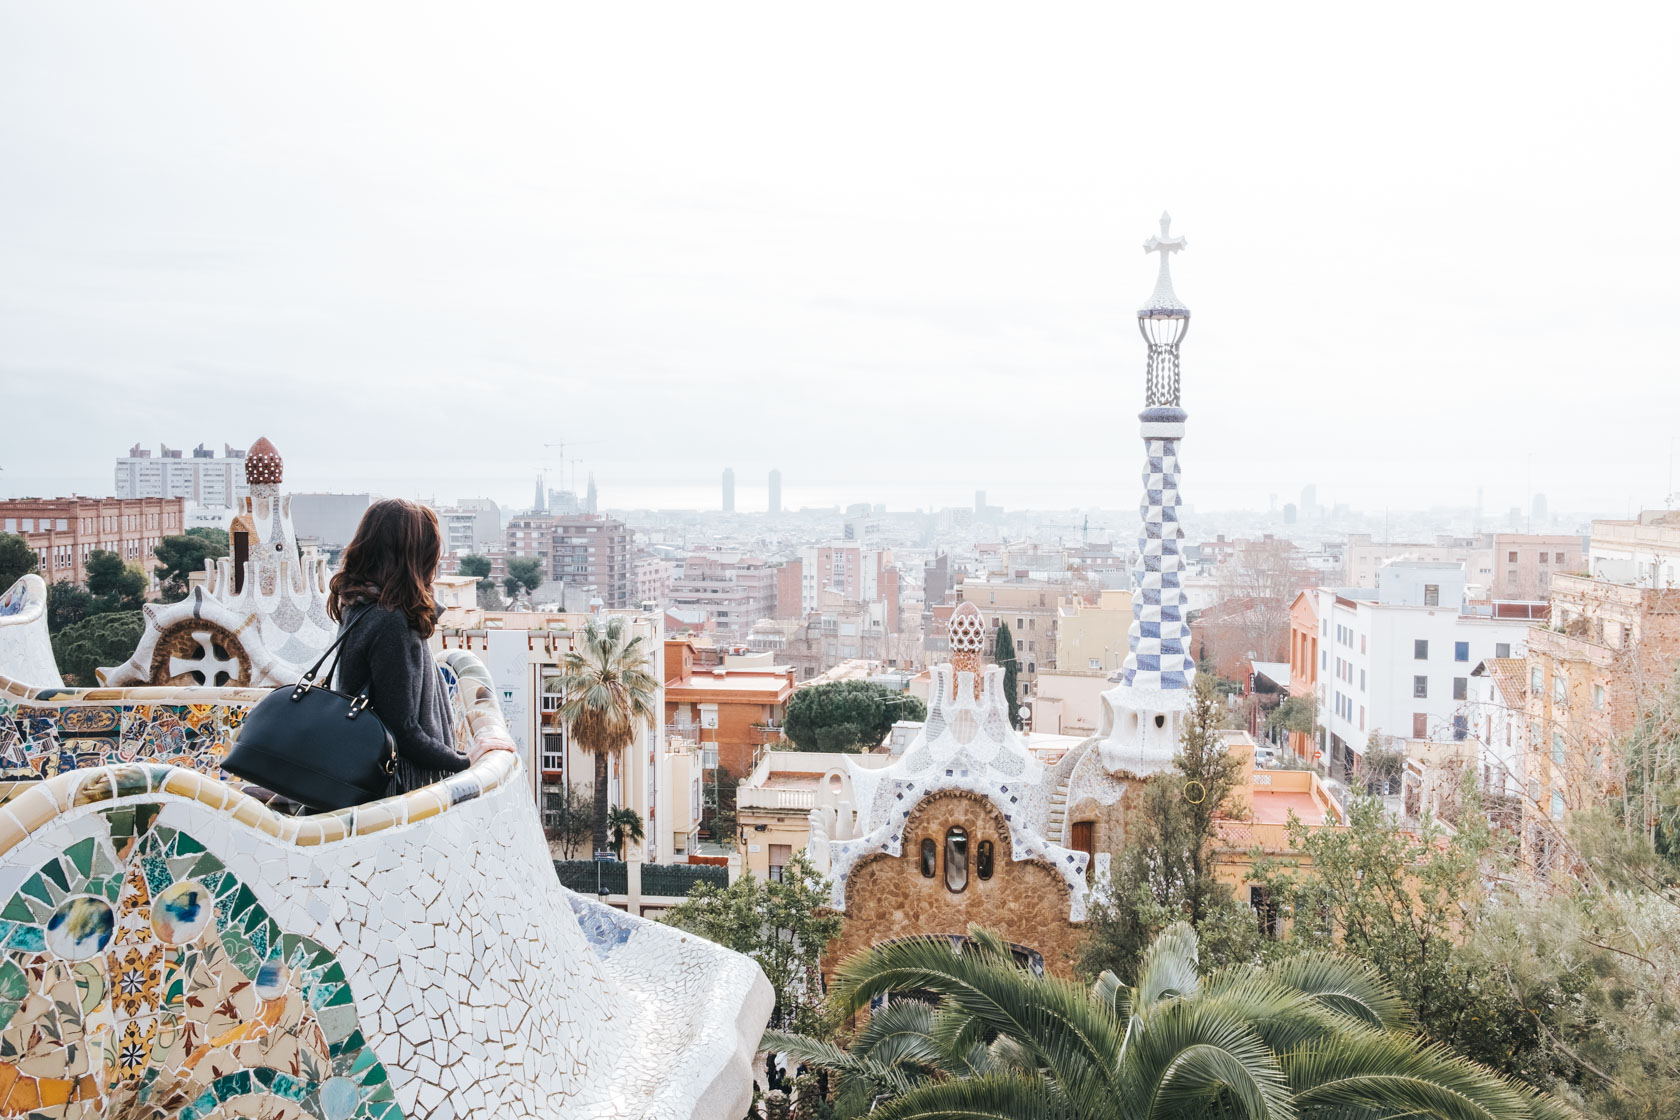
[45,895,115,960]
[253,955,288,1000]
[320,1075,360,1120]
[151,879,213,945]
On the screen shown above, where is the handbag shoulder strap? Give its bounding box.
[300,602,375,690]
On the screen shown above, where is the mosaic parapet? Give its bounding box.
[0,577,61,692]
[0,650,773,1119]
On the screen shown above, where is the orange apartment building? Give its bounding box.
[1285,591,1321,761]
[0,496,185,590]
[663,638,795,779]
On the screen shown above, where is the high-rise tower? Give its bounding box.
[722,468,736,513]
[1098,213,1197,776]
[768,468,782,515]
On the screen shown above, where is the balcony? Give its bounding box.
[736,786,816,812]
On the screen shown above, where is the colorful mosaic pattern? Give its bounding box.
[0,804,399,1119]
[1120,409,1196,694]
[0,660,475,806]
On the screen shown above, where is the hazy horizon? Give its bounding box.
[4,4,1677,518]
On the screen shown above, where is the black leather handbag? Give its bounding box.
[223,605,397,812]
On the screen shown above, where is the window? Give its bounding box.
[1414,640,1429,660]
[1593,684,1605,710]
[768,844,792,882]
[919,838,937,878]
[1424,584,1439,607]
[1250,885,1280,937]
[1551,731,1566,765]
[977,840,994,880]
[1539,552,1548,564]
[1495,642,1511,659]
[1453,677,1467,700]
[1452,714,1467,741]
[1360,634,1366,653]
[1454,641,1469,662]
[1531,667,1543,693]
[1359,669,1366,691]
[1508,551,1518,563]
[1088,657,1102,670]
[1413,675,1428,698]
[1553,674,1567,705]
[1413,713,1428,738]
[944,828,969,892]
[1359,705,1365,730]
[1555,552,1565,564]
[1551,790,1565,821]
[1321,650,1327,670]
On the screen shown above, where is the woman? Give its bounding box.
[326,498,501,797]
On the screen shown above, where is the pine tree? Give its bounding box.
[995,622,1021,729]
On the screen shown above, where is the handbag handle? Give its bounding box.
[292,603,376,712]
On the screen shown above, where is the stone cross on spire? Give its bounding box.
[1140,211,1189,315]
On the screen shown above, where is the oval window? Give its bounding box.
[944,827,969,892]
[920,838,937,878]
[976,839,994,881]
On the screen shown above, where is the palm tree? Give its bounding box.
[608,806,645,860]
[765,922,1574,1120]
[550,617,658,855]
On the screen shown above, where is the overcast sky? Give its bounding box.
[2,3,1676,518]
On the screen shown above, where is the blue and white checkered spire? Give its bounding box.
[1120,215,1196,695]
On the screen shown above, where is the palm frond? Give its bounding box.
[1120,1000,1293,1120]
[866,1072,1073,1120]
[760,1029,925,1098]
[1134,921,1201,1009]
[1283,1029,1560,1120]
[1252,952,1406,1031]
[827,932,1125,1095]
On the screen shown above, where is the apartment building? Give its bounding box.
[505,513,633,609]
[1489,533,1586,601]
[114,443,248,509]
[1522,512,1680,852]
[1,496,184,590]
[666,551,778,640]
[433,606,704,862]
[1312,562,1536,779]
[633,554,679,609]
[956,579,1062,690]
[795,543,898,620]
[1343,534,1491,590]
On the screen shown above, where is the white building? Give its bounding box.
[1313,561,1534,776]
[1466,657,1530,798]
[115,442,250,509]
[435,606,701,863]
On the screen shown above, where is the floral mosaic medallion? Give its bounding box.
[0,804,402,1120]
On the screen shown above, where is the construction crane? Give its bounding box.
[542,439,604,494]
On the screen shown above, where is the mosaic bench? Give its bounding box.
[0,647,772,1119]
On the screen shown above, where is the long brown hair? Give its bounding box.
[329,499,442,638]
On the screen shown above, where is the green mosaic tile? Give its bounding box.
[39,857,71,893]
[64,837,96,878]
[0,895,33,924]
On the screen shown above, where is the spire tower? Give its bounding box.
[1098,213,1198,776]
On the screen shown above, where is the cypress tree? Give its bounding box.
[995,622,1021,729]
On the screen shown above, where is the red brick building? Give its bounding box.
[0,496,184,590]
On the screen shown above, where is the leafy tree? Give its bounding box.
[457,553,504,609]
[153,532,230,601]
[51,611,144,687]
[542,782,594,859]
[1251,792,1546,1078]
[608,805,644,859]
[664,850,843,1037]
[550,617,658,854]
[186,527,229,550]
[46,581,97,633]
[1359,732,1406,796]
[85,549,146,611]
[1265,694,1318,738]
[783,680,925,753]
[1082,673,1253,982]
[995,621,1021,729]
[503,556,545,600]
[0,532,37,590]
[768,921,1568,1120]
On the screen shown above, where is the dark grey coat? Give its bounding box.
[332,603,469,795]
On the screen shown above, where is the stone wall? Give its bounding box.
[827,790,1085,978]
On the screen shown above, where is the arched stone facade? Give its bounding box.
[826,790,1084,979]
